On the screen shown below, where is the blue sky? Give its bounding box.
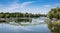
[0,0,60,14]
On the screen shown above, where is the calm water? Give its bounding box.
[0,17,51,33]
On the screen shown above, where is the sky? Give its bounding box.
[0,0,60,14]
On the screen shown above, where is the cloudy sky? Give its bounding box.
[0,0,60,14]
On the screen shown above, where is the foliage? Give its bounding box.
[47,7,60,19]
[0,12,46,18]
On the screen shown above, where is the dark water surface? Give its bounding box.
[0,17,51,33]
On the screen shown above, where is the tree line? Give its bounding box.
[0,12,46,18]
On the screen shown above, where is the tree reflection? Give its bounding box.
[16,19,32,22]
[47,23,60,33]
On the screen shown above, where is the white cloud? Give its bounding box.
[55,3,60,7]
[55,3,60,6]
[19,26,34,31]
[0,0,59,14]
[42,3,60,14]
[20,2,32,8]
[44,5,51,7]
[0,1,33,12]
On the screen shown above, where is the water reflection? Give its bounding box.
[0,17,51,33]
[47,22,60,33]
[0,23,50,33]
[8,18,46,26]
[15,18,32,22]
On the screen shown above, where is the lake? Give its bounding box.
[0,17,54,33]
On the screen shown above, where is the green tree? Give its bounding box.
[47,7,60,19]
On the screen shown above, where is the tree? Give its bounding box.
[47,7,60,19]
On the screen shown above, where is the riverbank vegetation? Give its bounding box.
[0,12,46,18]
[47,7,60,19]
[47,22,60,33]
[47,7,60,26]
